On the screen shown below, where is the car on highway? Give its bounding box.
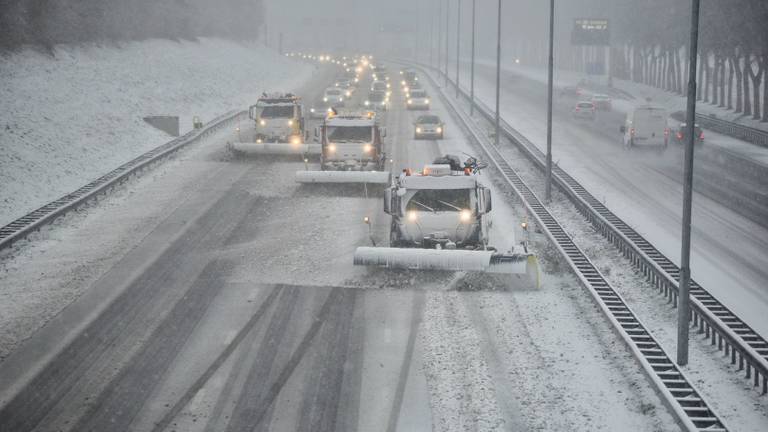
[323,87,345,107]
[364,90,389,111]
[572,101,596,120]
[620,105,670,150]
[406,89,430,110]
[590,93,612,111]
[335,80,354,97]
[371,80,390,94]
[674,122,704,145]
[309,106,332,119]
[414,114,444,139]
[560,85,584,98]
[404,81,422,96]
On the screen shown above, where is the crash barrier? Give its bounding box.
[407,60,768,400]
[0,110,246,251]
[670,111,768,149]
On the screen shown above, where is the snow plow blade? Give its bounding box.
[353,247,538,276]
[295,171,391,184]
[229,142,321,155]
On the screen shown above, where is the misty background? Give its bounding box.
[1,0,766,119]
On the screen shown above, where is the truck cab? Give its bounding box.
[384,157,493,249]
[248,93,304,144]
[315,111,386,171]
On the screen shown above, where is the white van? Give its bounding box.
[620,105,669,150]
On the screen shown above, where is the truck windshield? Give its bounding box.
[327,126,372,142]
[406,189,471,212]
[260,106,295,118]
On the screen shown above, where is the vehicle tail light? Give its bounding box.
[630,128,635,136]
[464,167,472,175]
[664,128,670,136]
[575,107,580,112]
[676,132,683,140]
[699,132,704,140]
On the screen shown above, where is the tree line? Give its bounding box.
[610,0,768,122]
[0,0,264,50]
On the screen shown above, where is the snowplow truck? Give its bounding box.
[295,111,390,184]
[354,155,539,277]
[230,93,319,156]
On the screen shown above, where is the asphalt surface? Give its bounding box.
[0,61,682,432]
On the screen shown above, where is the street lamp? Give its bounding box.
[545,0,555,202]
[494,0,501,146]
[470,0,476,115]
[678,0,702,367]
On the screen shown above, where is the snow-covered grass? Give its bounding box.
[0,38,312,227]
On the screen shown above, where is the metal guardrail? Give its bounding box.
[0,110,245,251]
[418,63,728,432]
[413,62,768,397]
[669,111,768,149]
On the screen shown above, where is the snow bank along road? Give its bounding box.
[2,57,728,431]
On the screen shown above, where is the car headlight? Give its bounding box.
[425,99,430,104]
[323,97,328,102]
[287,119,294,126]
[407,210,418,222]
[436,127,442,133]
[364,100,370,106]
[310,108,316,113]
[387,83,391,88]
[416,127,422,133]
[291,136,301,145]
[327,143,337,152]
[459,209,472,223]
[259,119,266,126]
[340,97,344,102]
[408,99,412,104]
[363,144,372,153]
[346,91,351,97]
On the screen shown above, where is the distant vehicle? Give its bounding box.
[309,106,332,119]
[620,105,670,150]
[365,90,389,111]
[572,101,596,120]
[323,87,345,107]
[335,80,354,97]
[404,81,423,96]
[414,114,444,139]
[560,86,583,98]
[401,69,418,86]
[371,80,389,94]
[407,89,430,110]
[674,122,704,145]
[590,93,612,111]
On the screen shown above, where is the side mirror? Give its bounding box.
[483,188,492,213]
[383,188,393,214]
[380,127,387,138]
[619,125,626,134]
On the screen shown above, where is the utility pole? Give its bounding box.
[545,0,555,202]
[437,0,443,74]
[494,0,501,146]
[456,0,461,97]
[678,0,701,367]
[470,0,476,115]
[445,0,450,86]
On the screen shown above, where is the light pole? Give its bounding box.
[437,0,442,74]
[494,0,501,146]
[545,0,555,202]
[455,0,461,98]
[445,0,450,86]
[470,0,476,115]
[678,0,702,367]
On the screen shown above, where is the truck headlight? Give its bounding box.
[287,119,294,126]
[436,127,442,133]
[416,127,422,133]
[407,99,413,104]
[459,209,472,222]
[407,210,418,222]
[323,97,328,102]
[346,91,351,97]
[364,100,370,106]
[327,144,337,153]
[363,144,372,153]
[259,119,266,126]
[425,99,430,104]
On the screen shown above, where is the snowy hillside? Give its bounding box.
[0,38,311,226]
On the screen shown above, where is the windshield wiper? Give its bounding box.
[437,200,462,211]
[410,200,435,212]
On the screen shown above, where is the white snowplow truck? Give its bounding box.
[354,155,539,277]
[230,93,319,156]
[295,111,390,184]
